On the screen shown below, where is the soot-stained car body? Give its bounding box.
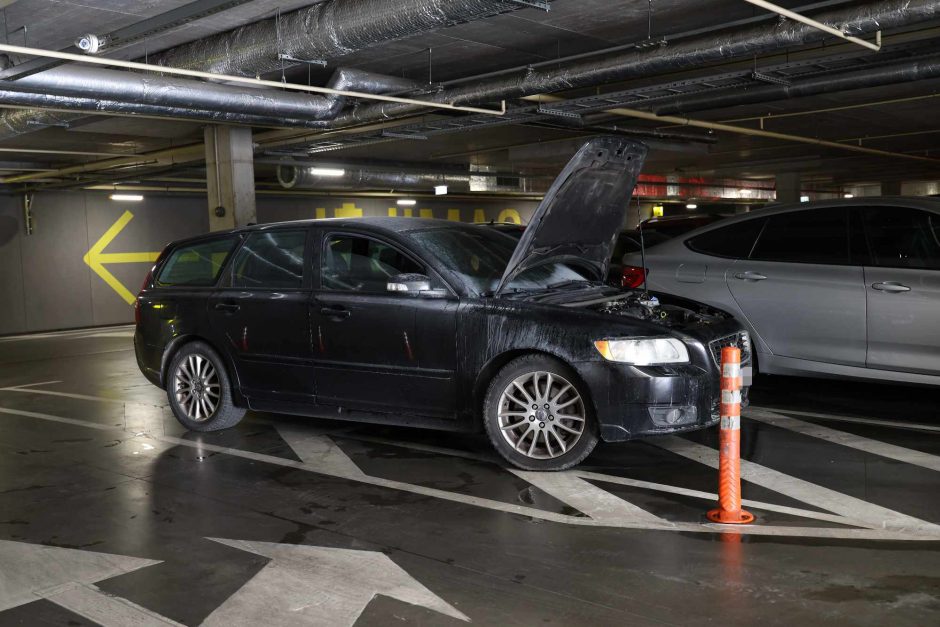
[135,137,751,470]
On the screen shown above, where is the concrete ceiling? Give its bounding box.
[0,0,938,193]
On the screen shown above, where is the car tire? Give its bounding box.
[483,354,598,471]
[166,341,245,432]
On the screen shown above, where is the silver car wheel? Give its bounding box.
[174,354,220,422]
[497,370,585,460]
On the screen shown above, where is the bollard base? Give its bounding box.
[707,508,755,525]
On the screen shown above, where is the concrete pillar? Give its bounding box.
[775,172,801,204]
[205,126,256,231]
[881,180,902,196]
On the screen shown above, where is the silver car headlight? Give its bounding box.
[594,337,690,365]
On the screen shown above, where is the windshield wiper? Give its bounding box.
[547,279,593,290]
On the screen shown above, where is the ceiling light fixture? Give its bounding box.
[686,203,698,210]
[110,194,144,202]
[309,167,345,177]
[397,199,417,206]
[800,195,810,202]
[434,185,448,196]
[844,193,854,198]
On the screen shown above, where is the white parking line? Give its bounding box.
[3,405,939,541]
[748,408,940,473]
[751,406,940,433]
[654,436,940,535]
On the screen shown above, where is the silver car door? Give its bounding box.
[726,206,867,367]
[860,205,940,375]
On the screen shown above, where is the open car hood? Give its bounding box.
[495,137,648,295]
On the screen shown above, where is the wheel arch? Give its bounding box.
[472,348,596,429]
[160,334,246,406]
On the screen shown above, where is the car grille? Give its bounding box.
[709,331,751,368]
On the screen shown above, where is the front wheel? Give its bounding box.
[483,355,598,471]
[167,341,245,432]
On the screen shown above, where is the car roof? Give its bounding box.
[649,196,940,248]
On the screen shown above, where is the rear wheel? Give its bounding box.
[167,341,245,432]
[483,354,598,471]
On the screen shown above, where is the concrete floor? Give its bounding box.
[0,326,938,626]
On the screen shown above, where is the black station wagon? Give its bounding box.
[135,138,751,470]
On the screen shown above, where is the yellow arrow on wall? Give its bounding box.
[83,210,161,306]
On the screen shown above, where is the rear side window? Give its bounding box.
[860,206,940,270]
[322,234,423,292]
[686,218,766,259]
[750,208,849,265]
[157,237,238,287]
[232,230,307,289]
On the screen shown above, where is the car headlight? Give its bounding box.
[593,337,690,365]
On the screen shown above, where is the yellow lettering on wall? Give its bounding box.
[419,209,434,219]
[447,209,461,222]
[335,202,363,218]
[403,208,413,218]
[497,209,522,224]
[315,208,326,219]
[472,209,486,223]
[388,208,397,217]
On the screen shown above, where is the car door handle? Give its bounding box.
[320,306,351,319]
[733,271,767,281]
[871,281,911,293]
[213,302,240,313]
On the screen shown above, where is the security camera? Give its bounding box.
[75,34,105,54]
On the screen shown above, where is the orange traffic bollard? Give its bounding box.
[707,346,755,525]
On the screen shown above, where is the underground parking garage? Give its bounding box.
[1,0,940,624]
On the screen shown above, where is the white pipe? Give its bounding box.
[742,0,881,51]
[0,42,506,117]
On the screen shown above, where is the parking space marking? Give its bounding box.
[575,470,858,527]
[748,408,940,472]
[510,470,667,524]
[276,425,367,478]
[753,406,940,433]
[46,584,182,627]
[0,382,166,408]
[654,436,940,534]
[4,404,940,541]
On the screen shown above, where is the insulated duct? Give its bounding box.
[0,66,417,125]
[151,0,526,76]
[0,89,335,134]
[335,0,940,127]
[277,164,534,193]
[0,0,524,138]
[653,52,940,115]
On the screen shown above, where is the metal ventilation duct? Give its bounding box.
[0,0,525,138]
[0,66,417,124]
[277,164,532,193]
[151,0,526,76]
[336,0,940,127]
[653,52,940,116]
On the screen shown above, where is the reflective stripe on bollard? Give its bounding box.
[707,346,755,525]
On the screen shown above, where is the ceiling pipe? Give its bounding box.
[0,89,337,131]
[654,52,940,116]
[0,0,526,138]
[334,0,940,127]
[0,65,418,134]
[277,163,534,193]
[527,95,940,165]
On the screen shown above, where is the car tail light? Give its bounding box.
[621,265,647,288]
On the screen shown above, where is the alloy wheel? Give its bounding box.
[497,371,585,460]
[174,354,221,422]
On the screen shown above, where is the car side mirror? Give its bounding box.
[387,273,447,298]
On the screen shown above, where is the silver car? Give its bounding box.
[623,198,940,385]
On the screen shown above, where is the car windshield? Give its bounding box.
[411,226,592,295]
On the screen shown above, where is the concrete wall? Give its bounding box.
[0,191,540,335]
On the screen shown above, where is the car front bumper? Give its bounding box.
[574,360,751,443]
